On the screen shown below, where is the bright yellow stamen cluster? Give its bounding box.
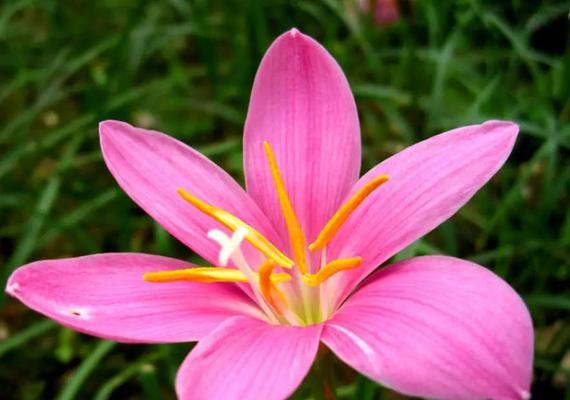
[143,140,389,324]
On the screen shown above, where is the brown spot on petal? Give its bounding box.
[62,307,90,320]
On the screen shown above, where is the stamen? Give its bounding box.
[177,188,293,268]
[302,257,362,286]
[309,175,389,251]
[263,141,308,274]
[143,266,291,284]
[258,259,289,313]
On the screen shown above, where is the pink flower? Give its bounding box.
[6,29,533,400]
[359,0,401,26]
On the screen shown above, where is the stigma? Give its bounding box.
[177,188,294,269]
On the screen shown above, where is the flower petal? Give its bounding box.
[362,0,400,26]
[6,253,262,343]
[328,120,519,303]
[243,29,361,245]
[176,315,323,400]
[100,120,282,265]
[322,256,533,400]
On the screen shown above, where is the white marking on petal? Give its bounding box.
[520,390,531,400]
[327,323,378,373]
[327,323,374,356]
[5,282,20,296]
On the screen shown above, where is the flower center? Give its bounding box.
[143,141,388,325]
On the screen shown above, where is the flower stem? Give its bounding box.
[308,345,337,400]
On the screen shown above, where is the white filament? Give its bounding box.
[207,227,280,324]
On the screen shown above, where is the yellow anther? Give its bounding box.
[309,175,389,251]
[258,260,289,314]
[302,257,362,286]
[177,188,293,268]
[143,266,291,284]
[263,141,308,274]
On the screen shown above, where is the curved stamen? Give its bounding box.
[177,188,293,268]
[309,175,389,251]
[302,257,362,286]
[263,141,308,274]
[259,259,289,314]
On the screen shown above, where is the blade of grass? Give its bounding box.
[525,295,570,311]
[93,353,161,400]
[139,363,161,400]
[55,340,117,400]
[0,37,119,144]
[353,375,379,400]
[0,135,83,304]
[0,320,56,358]
[0,0,34,38]
[38,189,119,248]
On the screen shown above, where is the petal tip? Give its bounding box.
[99,120,132,139]
[5,280,20,298]
[98,120,141,158]
[276,27,313,46]
[5,268,22,297]
[482,119,520,139]
[288,27,301,37]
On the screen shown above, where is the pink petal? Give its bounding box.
[6,253,262,343]
[322,256,533,400]
[243,29,361,247]
[176,316,323,400]
[328,120,519,303]
[100,120,282,265]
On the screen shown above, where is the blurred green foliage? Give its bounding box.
[1,0,569,399]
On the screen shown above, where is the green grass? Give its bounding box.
[1,0,568,398]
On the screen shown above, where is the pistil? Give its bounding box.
[177,188,294,268]
[208,229,284,324]
[143,144,389,325]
